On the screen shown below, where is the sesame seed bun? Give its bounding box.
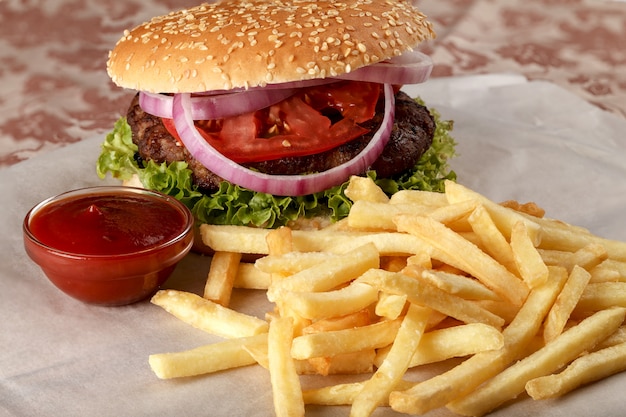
[106,0,435,93]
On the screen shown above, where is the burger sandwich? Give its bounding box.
[97,0,456,229]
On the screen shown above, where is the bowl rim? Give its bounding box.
[23,186,194,260]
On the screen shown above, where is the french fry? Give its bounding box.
[602,259,626,280]
[268,243,379,301]
[428,199,478,228]
[358,268,505,329]
[203,251,241,306]
[255,251,341,275]
[533,216,626,262]
[443,180,542,245]
[303,380,416,406]
[389,189,449,207]
[347,201,434,231]
[344,175,390,203]
[447,307,626,416]
[589,264,620,283]
[291,318,402,360]
[389,266,567,415]
[266,226,293,255]
[350,305,431,417]
[595,325,626,350]
[375,323,504,368]
[278,281,379,320]
[543,265,592,343]
[575,282,626,312]
[510,221,549,288]
[348,200,477,233]
[301,309,372,334]
[149,333,266,379]
[539,243,608,273]
[234,262,271,289]
[499,200,545,218]
[393,214,529,306]
[151,290,268,338]
[419,269,500,301]
[268,317,305,417]
[526,341,626,400]
[201,225,426,255]
[302,350,376,376]
[375,292,407,320]
[467,204,518,274]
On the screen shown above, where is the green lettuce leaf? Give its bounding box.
[96,101,457,228]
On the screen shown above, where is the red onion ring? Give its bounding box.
[139,52,431,121]
[140,88,296,120]
[171,84,396,196]
[336,50,433,85]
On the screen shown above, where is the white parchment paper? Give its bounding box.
[1,75,625,417]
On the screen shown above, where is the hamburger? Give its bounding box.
[97,0,456,229]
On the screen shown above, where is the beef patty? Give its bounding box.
[126,90,435,194]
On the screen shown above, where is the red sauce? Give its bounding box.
[29,193,187,255]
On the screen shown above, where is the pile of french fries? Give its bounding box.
[148,177,626,417]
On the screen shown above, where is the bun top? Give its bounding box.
[107,0,435,93]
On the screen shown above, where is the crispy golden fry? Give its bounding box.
[499,200,545,218]
[344,175,390,203]
[203,251,241,306]
[544,265,592,343]
[149,334,266,379]
[472,299,520,325]
[151,290,268,338]
[532,216,626,262]
[376,323,504,368]
[448,307,626,416]
[576,282,626,312]
[255,252,341,275]
[291,318,402,360]
[428,199,478,227]
[420,269,500,301]
[268,317,305,417]
[467,204,518,274]
[302,309,371,334]
[201,225,426,255]
[539,243,608,273]
[380,256,409,272]
[348,201,435,231]
[510,221,549,288]
[444,180,542,245]
[349,199,478,233]
[278,281,379,320]
[358,268,505,329]
[589,265,621,283]
[302,350,376,376]
[526,341,626,400]
[375,292,407,320]
[389,267,567,415]
[389,189,449,207]
[393,214,529,306]
[350,305,431,417]
[266,226,293,255]
[242,338,372,376]
[267,243,379,301]
[303,380,415,406]
[595,325,626,350]
[603,259,626,279]
[233,262,271,289]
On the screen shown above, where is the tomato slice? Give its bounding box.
[161,81,381,163]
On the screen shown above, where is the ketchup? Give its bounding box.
[29,193,187,255]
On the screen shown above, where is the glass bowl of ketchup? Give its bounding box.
[23,186,194,306]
